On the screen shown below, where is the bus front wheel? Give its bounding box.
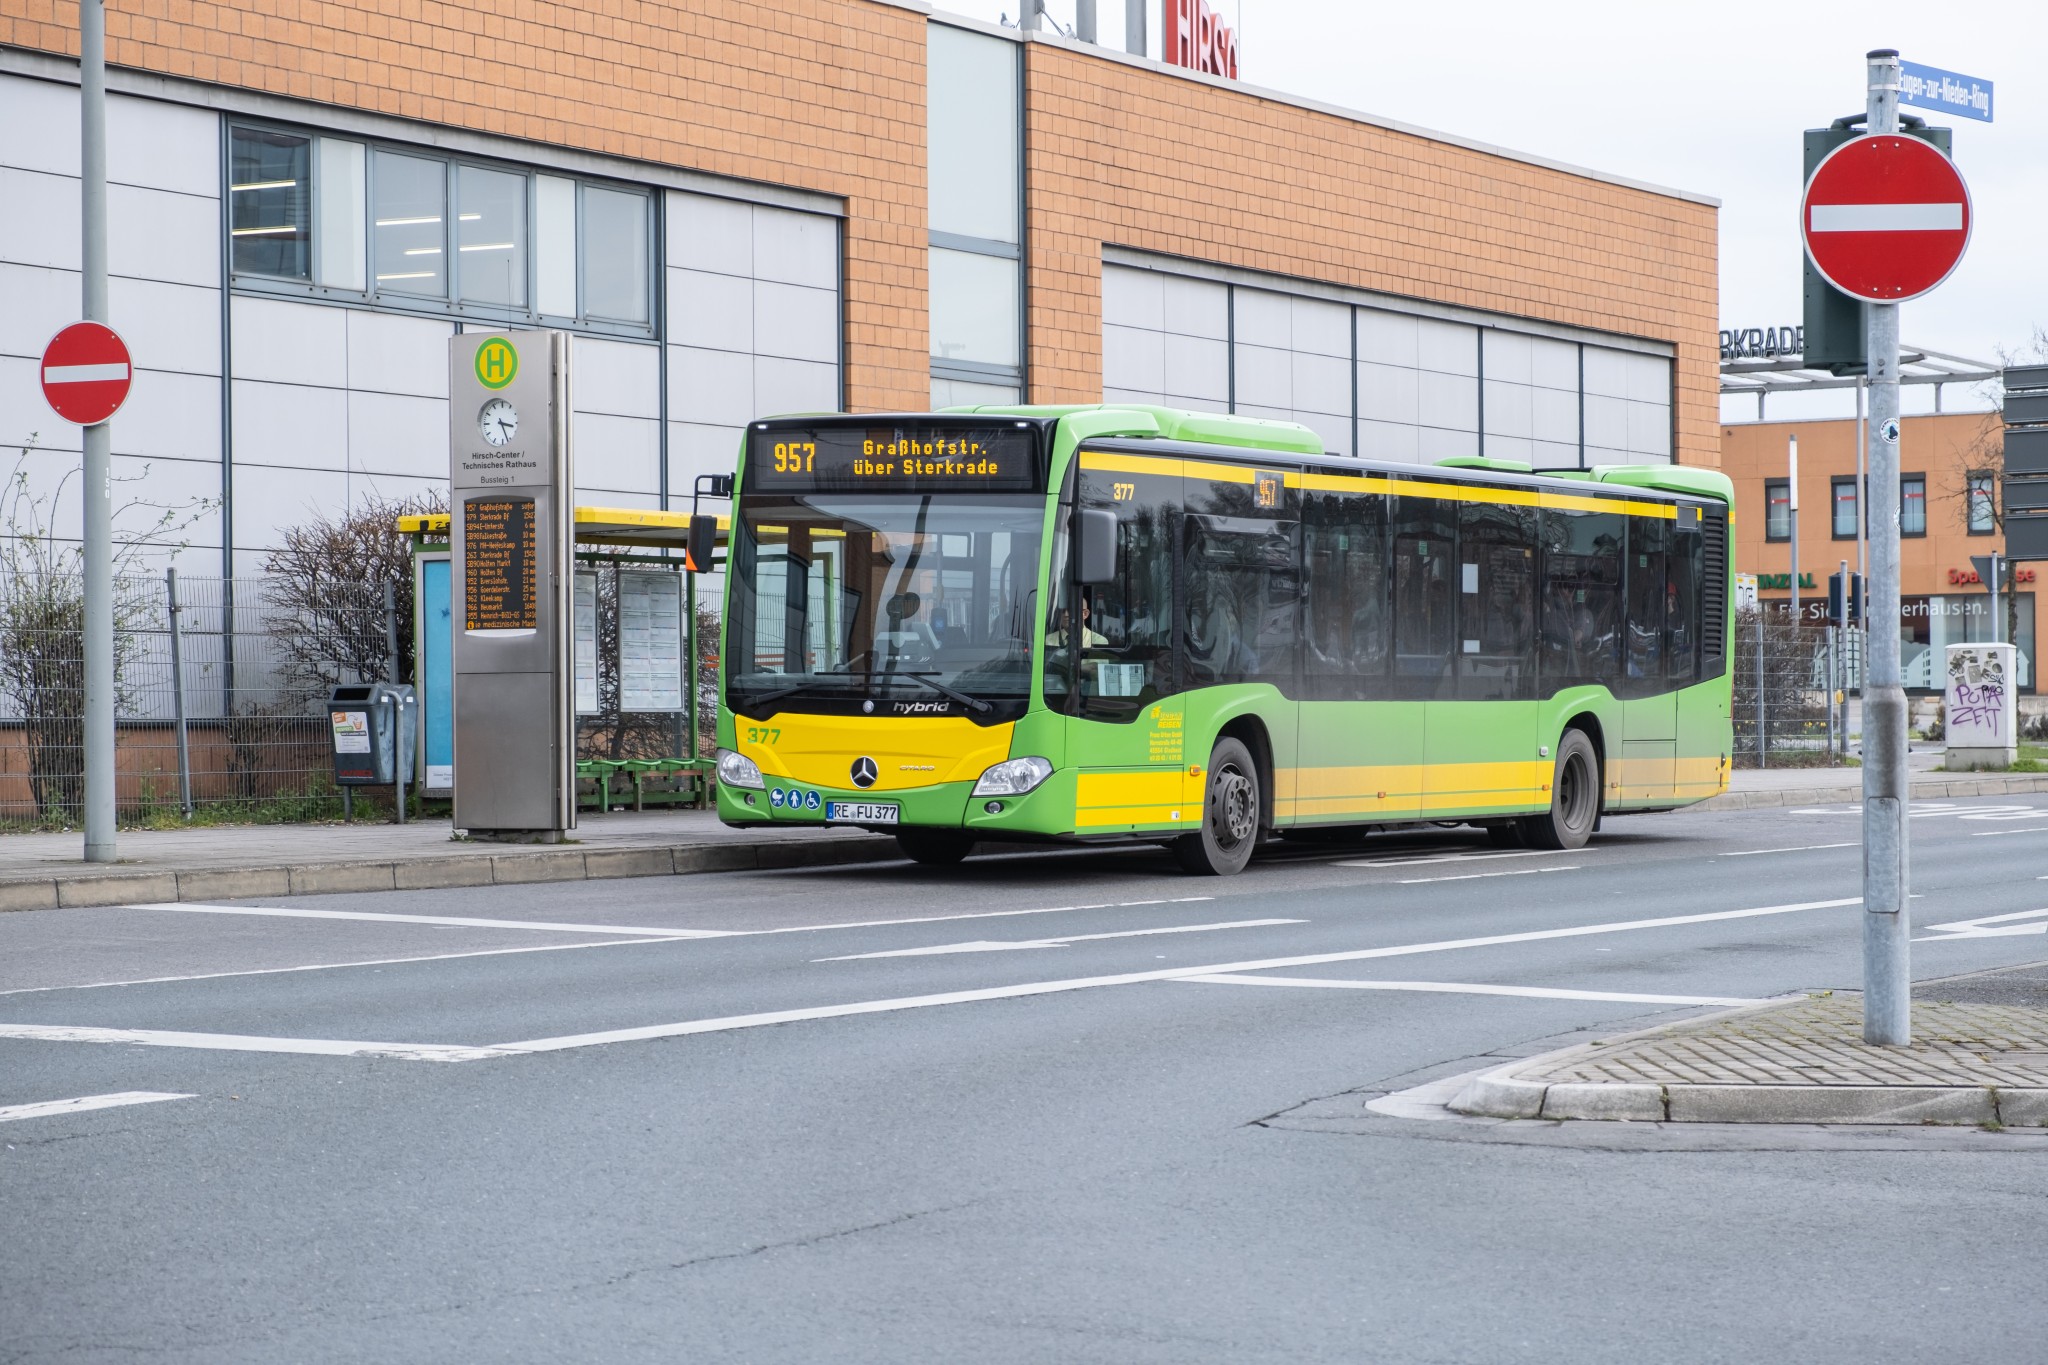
[1520,730,1599,851]
[1175,738,1260,876]
[896,829,974,865]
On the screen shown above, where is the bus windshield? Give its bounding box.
[727,491,1046,716]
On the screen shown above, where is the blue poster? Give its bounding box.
[1899,61,1993,123]
[421,557,454,791]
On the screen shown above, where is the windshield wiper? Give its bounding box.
[828,669,992,714]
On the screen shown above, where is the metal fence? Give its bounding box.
[1731,606,1864,768]
[0,570,399,832]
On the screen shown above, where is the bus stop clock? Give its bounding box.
[479,398,519,447]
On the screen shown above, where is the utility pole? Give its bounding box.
[81,0,116,863]
[1861,48,1910,1045]
[1788,434,1801,627]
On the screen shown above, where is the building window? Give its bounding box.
[228,123,654,336]
[1764,479,1790,541]
[372,151,449,297]
[456,164,527,309]
[1968,472,1997,534]
[928,22,1022,403]
[228,128,312,280]
[1900,473,1926,537]
[1831,476,1859,539]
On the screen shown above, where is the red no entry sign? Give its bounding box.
[39,321,133,425]
[1802,134,1971,302]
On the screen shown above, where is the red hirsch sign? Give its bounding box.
[1166,0,1238,80]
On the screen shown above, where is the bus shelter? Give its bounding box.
[400,507,727,812]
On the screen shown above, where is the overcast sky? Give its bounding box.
[942,1,2043,420]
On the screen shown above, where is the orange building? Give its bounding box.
[3,1,1716,580]
[1721,411,2033,692]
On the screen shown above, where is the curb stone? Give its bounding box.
[1695,771,2048,812]
[1448,1001,2048,1127]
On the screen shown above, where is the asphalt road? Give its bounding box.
[4,794,2047,1363]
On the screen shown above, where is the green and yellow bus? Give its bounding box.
[713,406,1732,875]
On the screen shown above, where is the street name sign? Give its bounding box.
[1898,61,1993,123]
[1801,134,1971,302]
[39,321,132,425]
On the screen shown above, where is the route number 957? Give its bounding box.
[772,442,815,473]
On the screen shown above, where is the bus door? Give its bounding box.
[1618,514,1677,801]
[1062,452,1188,833]
[1427,498,1542,816]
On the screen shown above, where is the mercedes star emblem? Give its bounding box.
[850,756,878,789]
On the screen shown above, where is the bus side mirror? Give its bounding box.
[686,514,718,573]
[1077,508,1118,585]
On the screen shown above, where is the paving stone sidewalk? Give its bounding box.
[1453,988,2048,1127]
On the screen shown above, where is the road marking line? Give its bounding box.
[816,918,1303,961]
[0,935,699,998]
[1397,866,1577,885]
[1337,849,1600,869]
[0,1023,505,1062]
[1723,842,1860,856]
[131,903,735,938]
[1971,827,2048,837]
[0,1091,195,1124]
[491,896,1861,1056]
[1173,975,1762,1007]
[1916,907,2048,941]
[749,897,1216,936]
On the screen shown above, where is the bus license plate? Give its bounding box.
[827,801,899,824]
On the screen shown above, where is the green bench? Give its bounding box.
[576,758,708,812]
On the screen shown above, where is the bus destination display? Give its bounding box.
[749,426,1040,493]
[463,496,537,631]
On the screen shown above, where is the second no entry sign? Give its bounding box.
[39,321,133,425]
[1802,134,1971,302]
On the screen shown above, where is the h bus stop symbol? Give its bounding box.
[475,337,519,389]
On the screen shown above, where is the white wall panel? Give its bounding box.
[1626,353,1672,405]
[668,192,751,277]
[1295,409,1349,457]
[231,462,349,553]
[233,380,346,472]
[1418,369,1479,431]
[108,277,221,377]
[1161,333,1228,404]
[1583,346,1630,398]
[1627,401,1672,459]
[1291,351,1349,417]
[1161,275,1228,340]
[1357,361,1419,424]
[109,183,218,289]
[0,354,80,451]
[1103,387,1165,408]
[1417,425,1478,461]
[752,207,836,290]
[1530,336,1578,391]
[1482,379,1532,438]
[1416,318,1479,376]
[668,346,753,428]
[1532,386,1579,446]
[569,336,660,419]
[1357,309,1417,367]
[0,76,77,177]
[1583,394,1629,449]
[1357,418,1421,463]
[1531,440,1578,470]
[1232,343,1289,409]
[0,168,80,270]
[753,281,837,364]
[232,297,346,388]
[1291,296,1350,359]
[1102,323,1165,396]
[346,310,452,399]
[1483,329,1531,384]
[668,268,752,352]
[346,470,444,510]
[347,390,446,477]
[668,421,743,494]
[108,94,217,198]
[1232,288,1289,350]
[0,262,75,361]
[110,453,221,547]
[572,412,660,495]
[754,356,836,416]
[116,369,220,462]
[1101,265,1164,332]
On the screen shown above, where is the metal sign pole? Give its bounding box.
[1788,434,1801,627]
[79,0,116,861]
[1861,48,1911,1046]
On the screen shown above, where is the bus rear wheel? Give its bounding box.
[1175,737,1260,876]
[895,829,974,865]
[1520,729,1599,851]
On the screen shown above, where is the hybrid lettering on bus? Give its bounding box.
[715,406,1732,874]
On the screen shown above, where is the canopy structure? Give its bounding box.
[1720,346,1998,421]
[398,506,729,553]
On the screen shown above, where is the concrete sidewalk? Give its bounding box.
[4,757,2045,912]
[1450,969,2048,1127]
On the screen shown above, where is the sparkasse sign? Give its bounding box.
[1165,0,1237,80]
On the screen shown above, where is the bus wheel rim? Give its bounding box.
[1213,765,1256,846]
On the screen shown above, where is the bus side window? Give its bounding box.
[1539,508,1622,693]
[1390,496,1457,700]
[1623,515,1670,697]
[1668,514,1703,687]
[1457,499,1536,701]
[1302,491,1387,701]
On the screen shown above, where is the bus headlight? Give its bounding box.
[715,748,764,789]
[972,756,1052,797]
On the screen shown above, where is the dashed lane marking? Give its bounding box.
[1173,975,1761,1006]
[1336,848,1602,869]
[0,1091,195,1124]
[1397,866,1578,885]
[815,918,1303,961]
[0,1024,506,1062]
[132,903,735,938]
[1722,842,1860,857]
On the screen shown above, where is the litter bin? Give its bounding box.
[328,682,417,822]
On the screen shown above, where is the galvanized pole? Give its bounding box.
[383,579,400,681]
[1075,0,1097,43]
[1755,609,1767,767]
[1126,0,1146,56]
[80,0,116,861]
[1861,48,1910,1046]
[1788,434,1801,628]
[166,568,193,819]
